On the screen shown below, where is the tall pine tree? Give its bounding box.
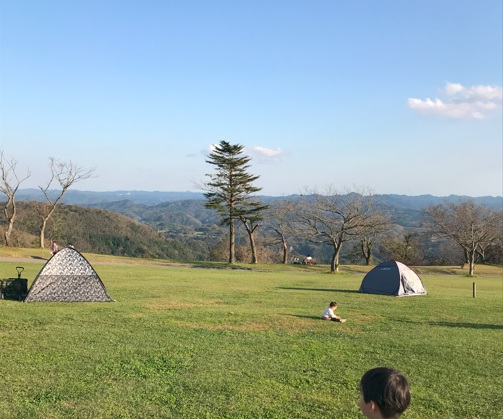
[204,141,267,263]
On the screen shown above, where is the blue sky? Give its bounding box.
[1,0,501,197]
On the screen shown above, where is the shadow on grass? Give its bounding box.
[286,314,324,321]
[430,321,503,330]
[31,256,47,260]
[397,319,503,330]
[277,287,360,294]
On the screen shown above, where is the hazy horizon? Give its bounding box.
[14,187,503,199]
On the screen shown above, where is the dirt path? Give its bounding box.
[0,257,47,264]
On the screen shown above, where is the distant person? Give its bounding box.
[321,301,346,322]
[68,243,75,249]
[359,367,411,419]
[50,240,59,256]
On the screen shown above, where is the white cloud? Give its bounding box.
[445,82,464,95]
[246,146,285,163]
[408,82,502,119]
[199,144,285,163]
[250,146,284,158]
[199,144,217,157]
[448,82,503,101]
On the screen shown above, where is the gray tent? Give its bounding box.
[359,260,427,297]
[25,247,112,302]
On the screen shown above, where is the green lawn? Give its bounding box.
[0,258,501,418]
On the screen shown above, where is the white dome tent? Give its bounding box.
[359,260,427,297]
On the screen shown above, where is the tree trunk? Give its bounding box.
[39,204,58,249]
[3,197,16,247]
[330,242,341,273]
[282,239,288,264]
[241,219,259,264]
[228,219,235,264]
[361,241,371,265]
[4,219,14,246]
[3,206,15,246]
[468,249,475,276]
[249,231,257,264]
[40,218,48,249]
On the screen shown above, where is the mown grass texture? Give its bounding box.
[0,260,501,418]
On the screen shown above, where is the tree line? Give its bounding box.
[201,141,502,275]
[0,201,208,260]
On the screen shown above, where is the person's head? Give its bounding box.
[359,367,410,418]
[329,301,337,309]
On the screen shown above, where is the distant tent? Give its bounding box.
[359,260,427,297]
[25,247,112,302]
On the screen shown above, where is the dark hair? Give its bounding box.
[360,367,410,418]
[329,301,337,307]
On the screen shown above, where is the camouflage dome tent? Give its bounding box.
[359,260,427,297]
[25,247,112,302]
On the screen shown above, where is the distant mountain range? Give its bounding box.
[2,189,501,263]
[10,189,503,210]
[12,189,206,205]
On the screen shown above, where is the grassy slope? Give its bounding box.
[0,249,502,418]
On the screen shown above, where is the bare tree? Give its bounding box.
[294,187,384,273]
[480,236,503,265]
[239,214,261,263]
[37,158,95,248]
[0,151,31,246]
[427,237,465,266]
[380,229,425,266]
[264,200,296,264]
[356,211,393,265]
[423,201,503,276]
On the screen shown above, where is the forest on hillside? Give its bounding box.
[1,196,501,267]
[0,202,209,261]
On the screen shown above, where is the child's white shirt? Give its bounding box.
[322,307,336,318]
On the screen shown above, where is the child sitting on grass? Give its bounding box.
[321,301,346,322]
[359,367,411,418]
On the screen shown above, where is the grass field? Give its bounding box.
[0,252,502,418]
